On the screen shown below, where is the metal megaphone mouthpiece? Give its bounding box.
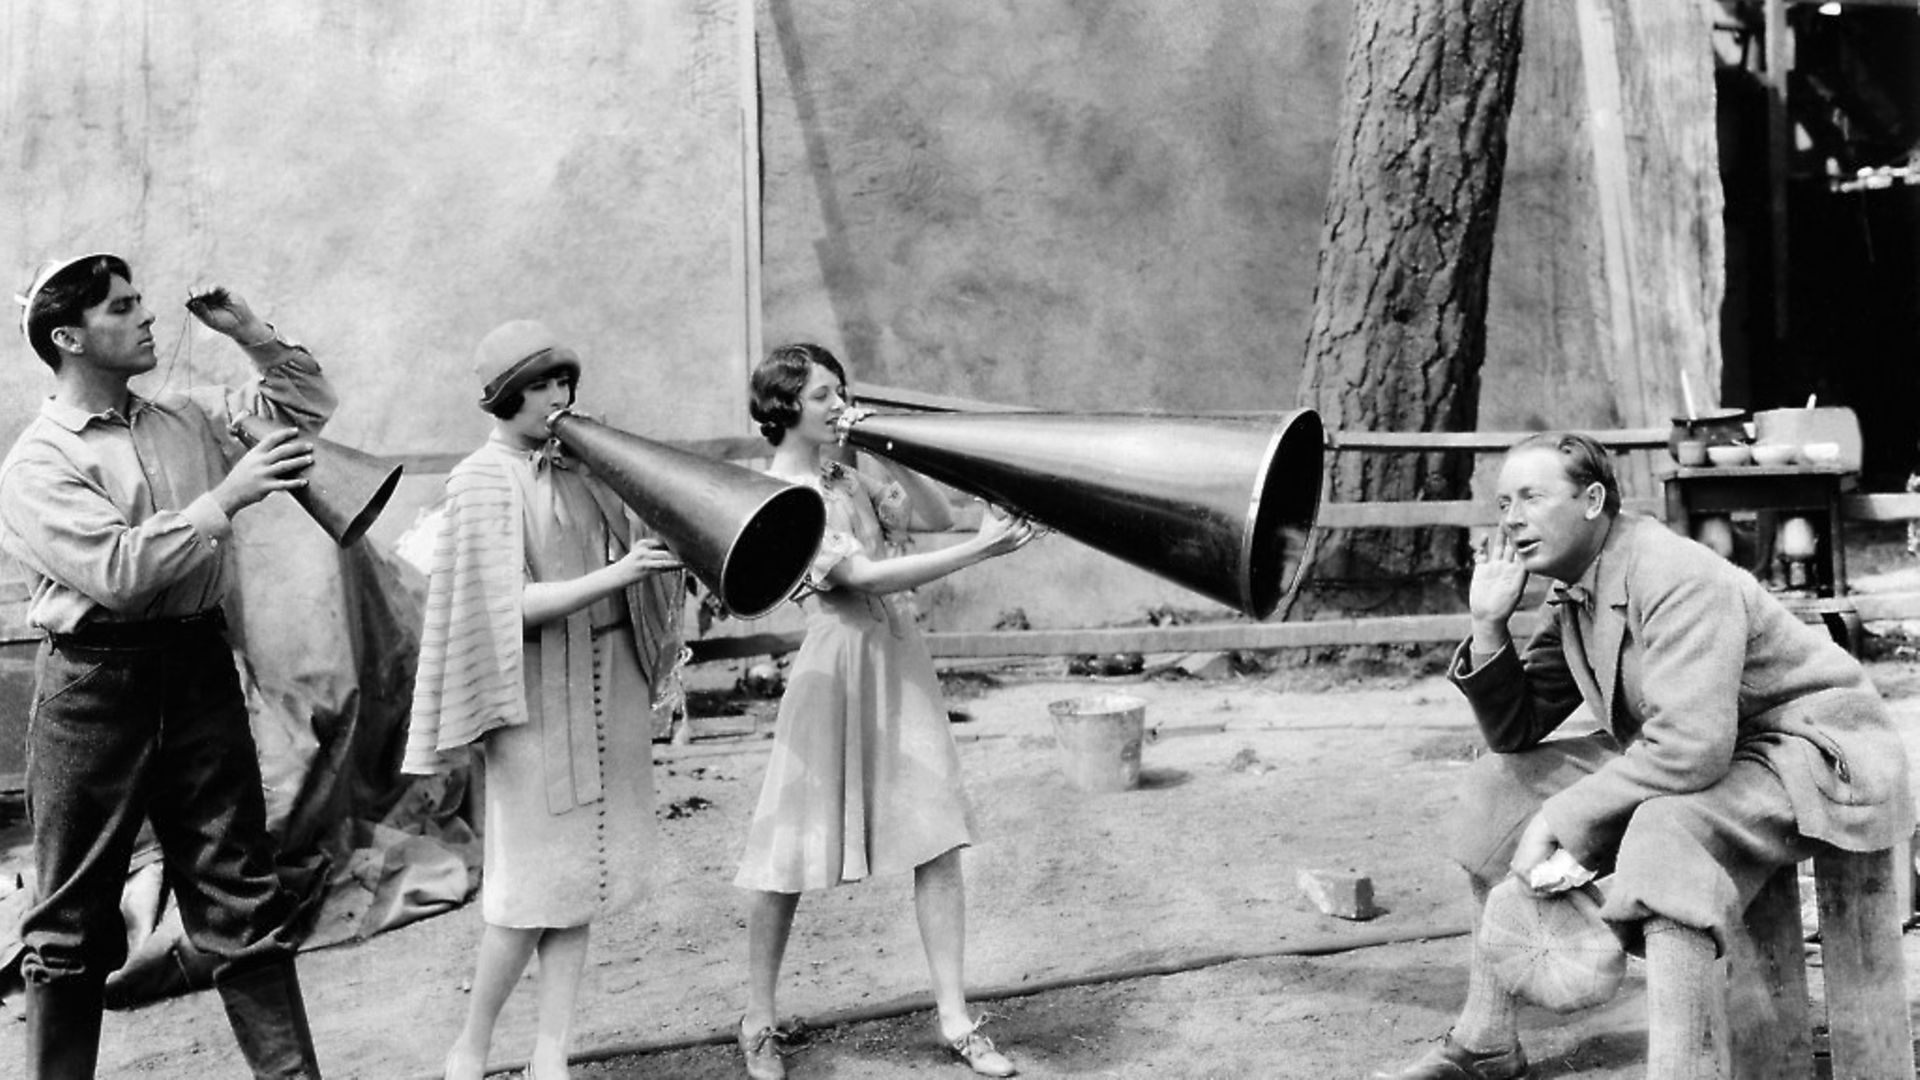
[230,413,404,547]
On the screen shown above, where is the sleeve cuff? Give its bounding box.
[1449,637,1511,680]
[181,493,233,545]
[241,333,313,370]
[235,322,282,349]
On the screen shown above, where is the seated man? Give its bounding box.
[1374,432,1912,1080]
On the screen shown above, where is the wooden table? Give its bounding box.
[1661,463,1856,594]
[1661,462,1865,649]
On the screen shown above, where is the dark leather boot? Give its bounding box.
[25,974,106,1080]
[216,961,322,1079]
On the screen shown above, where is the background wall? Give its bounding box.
[1,0,752,454]
[755,1,1350,414]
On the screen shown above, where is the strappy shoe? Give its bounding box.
[737,1017,786,1080]
[1370,1034,1528,1080]
[945,1018,1017,1077]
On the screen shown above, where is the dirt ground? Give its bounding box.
[6,639,1920,1080]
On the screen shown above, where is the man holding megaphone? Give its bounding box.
[2,253,333,1078]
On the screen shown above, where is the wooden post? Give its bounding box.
[1574,0,1658,498]
[1896,830,1916,928]
[1764,0,1792,346]
[1575,0,1646,418]
[737,0,763,419]
[1813,846,1916,1079]
[1568,1,1725,497]
[1728,865,1814,1078]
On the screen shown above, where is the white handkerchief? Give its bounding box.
[1526,849,1597,894]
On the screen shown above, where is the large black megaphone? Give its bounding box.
[231,413,404,547]
[837,409,1324,619]
[547,410,826,619]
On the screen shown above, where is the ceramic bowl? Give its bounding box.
[1801,441,1842,465]
[1749,443,1798,467]
[1669,409,1750,460]
[1706,444,1752,467]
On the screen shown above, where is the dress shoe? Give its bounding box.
[737,1018,786,1080]
[1371,1034,1528,1080]
[946,1020,1017,1077]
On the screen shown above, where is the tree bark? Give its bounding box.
[1292,0,1527,618]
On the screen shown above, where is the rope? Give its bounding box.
[415,916,1474,1079]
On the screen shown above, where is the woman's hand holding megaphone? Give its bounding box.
[833,406,874,445]
[974,502,1038,559]
[609,537,684,585]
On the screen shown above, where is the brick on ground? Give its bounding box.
[1298,868,1382,920]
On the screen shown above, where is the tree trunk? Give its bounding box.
[1291,0,1527,618]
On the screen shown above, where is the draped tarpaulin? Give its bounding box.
[0,496,478,1007]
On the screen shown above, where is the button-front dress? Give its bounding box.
[406,440,679,928]
[734,462,977,893]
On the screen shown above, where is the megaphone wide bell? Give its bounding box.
[547,411,825,619]
[840,409,1323,619]
[232,413,404,547]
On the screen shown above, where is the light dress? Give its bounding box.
[410,441,663,928]
[733,460,977,893]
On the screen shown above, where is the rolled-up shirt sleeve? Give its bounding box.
[189,337,338,439]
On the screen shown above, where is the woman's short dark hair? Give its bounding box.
[750,342,848,445]
[25,255,131,370]
[483,371,578,420]
[1509,431,1623,515]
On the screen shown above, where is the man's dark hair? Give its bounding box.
[24,255,131,370]
[1510,431,1624,515]
[750,342,849,446]
[483,372,577,420]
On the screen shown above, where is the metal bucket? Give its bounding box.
[1048,694,1146,793]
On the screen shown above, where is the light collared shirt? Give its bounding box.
[0,338,337,633]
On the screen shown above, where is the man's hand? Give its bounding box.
[186,286,273,346]
[1467,530,1529,655]
[1467,530,1530,622]
[211,426,313,517]
[1509,812,1565,893]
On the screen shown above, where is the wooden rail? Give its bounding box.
[681,420,1920,663]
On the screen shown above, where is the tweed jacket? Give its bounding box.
[1452,513,1913,865]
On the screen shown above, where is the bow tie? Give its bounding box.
[530,439,572,472]
[1550,584,1592,610]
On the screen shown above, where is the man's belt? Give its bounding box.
[51,609,227,648]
